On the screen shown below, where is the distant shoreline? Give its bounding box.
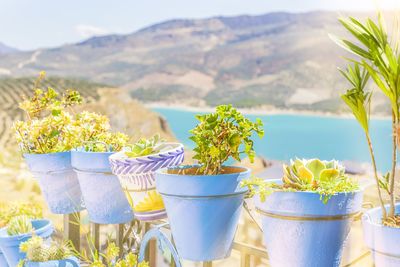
[145,102,390,120]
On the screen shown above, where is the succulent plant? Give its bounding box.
[18,235,73,266]
[282,158,345,188]
[124,134,164,158]
[6,215,34,236]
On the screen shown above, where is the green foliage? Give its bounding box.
[189,105,264,175]
[241,159,359,204]
[79,239,149,267]
[0,202,42,228]
[339,63,372,132]
[332,12,400,220]
[14,72,129,154]
[6,215,34,236]
[72,111,129,152]
[17,235,74,266]
[125,134,164,158]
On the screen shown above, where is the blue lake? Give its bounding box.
[152,108,392,172]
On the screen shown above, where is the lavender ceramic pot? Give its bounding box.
[109,143,184,221]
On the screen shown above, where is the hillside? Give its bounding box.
[0,11,391,114]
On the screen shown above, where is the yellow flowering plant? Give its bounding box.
[14,72,129,154]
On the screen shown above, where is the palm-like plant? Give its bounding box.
[331,13,400,222]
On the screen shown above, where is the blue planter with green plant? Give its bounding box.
[243,159,363,267]
[331,12,400,267]
[156,105,264,261]
[0,218,53,267]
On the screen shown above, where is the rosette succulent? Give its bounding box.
[242,158,359,204]
[282,159,346,189]
[6,215,34,236]
[125,134,164,158]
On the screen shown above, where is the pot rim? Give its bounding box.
[23,151,71,157]
[265,178,363,195]
[156,164,250,177]
[109,142,184,161]
[362,203,400,228]
[71,148,116,155]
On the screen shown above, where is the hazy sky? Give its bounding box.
[1,0,399,50]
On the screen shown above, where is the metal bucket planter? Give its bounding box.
[0,219,54,267]
[71,150,134,224]
[155,166,250,261]
[109,143,184,221]
[362,203,400,266]
[255,179,363,267]
[23,256,80,267]
[24,152,84,214]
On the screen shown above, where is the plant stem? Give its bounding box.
[366,132,387,219]
[389,112,398,217]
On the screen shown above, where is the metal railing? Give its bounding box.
[63,212,372,267]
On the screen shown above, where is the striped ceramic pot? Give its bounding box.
[109,143,184,221]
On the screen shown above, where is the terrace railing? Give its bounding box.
[63,208,373,267]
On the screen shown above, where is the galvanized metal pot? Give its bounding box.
[0,248,8,267]
[24,152,84,214]
[255,179,363,267]
[362,204,400,267]
[109,143,184,221]
[0,219,53,267]
[155,166,250,261]
[71,150,134,224]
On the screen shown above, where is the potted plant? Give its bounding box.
[109,134,184,221]
[242,158,362,267]
[155,105,264,261]
[70,111,134,224]
[0,202,43,267]
[79,240,149,267]
[13,72,84,214]
[331,13,400,266]
[17,236,79,267]
[0,216,53,266]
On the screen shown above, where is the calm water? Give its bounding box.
[152,108,392,172]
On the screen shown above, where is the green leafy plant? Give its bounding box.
[125,134,164,157]
[14,72,129,154]
[241,159,359,204]
[0,202,42,228]
[17,235,74,266]
[6,215,34,236]
[72,111,129,152]
[331,12,400,224]
[189,105,264,175]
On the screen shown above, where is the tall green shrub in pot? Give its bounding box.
[155,105,263,261]
[331,12,400,266]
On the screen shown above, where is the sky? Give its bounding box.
[0,0,399,50]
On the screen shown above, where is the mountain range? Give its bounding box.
[0,11,390,114]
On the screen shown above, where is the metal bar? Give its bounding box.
[241,253,251,267]
[343,250,372,267]
[232,242,269,259]
[203,262,213,267]
[90,223,100,252]
[63,213,80,251]
[144,222,157,266]
[116,224,125,257]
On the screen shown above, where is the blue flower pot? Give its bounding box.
[255,179,363,267]
[24,152,84,214]
[362,203,400,266]
[0,219,54,267]
[0,249,8,267]
[156,166,250,261]
[23,256,80,267]
[71,150,134,224]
